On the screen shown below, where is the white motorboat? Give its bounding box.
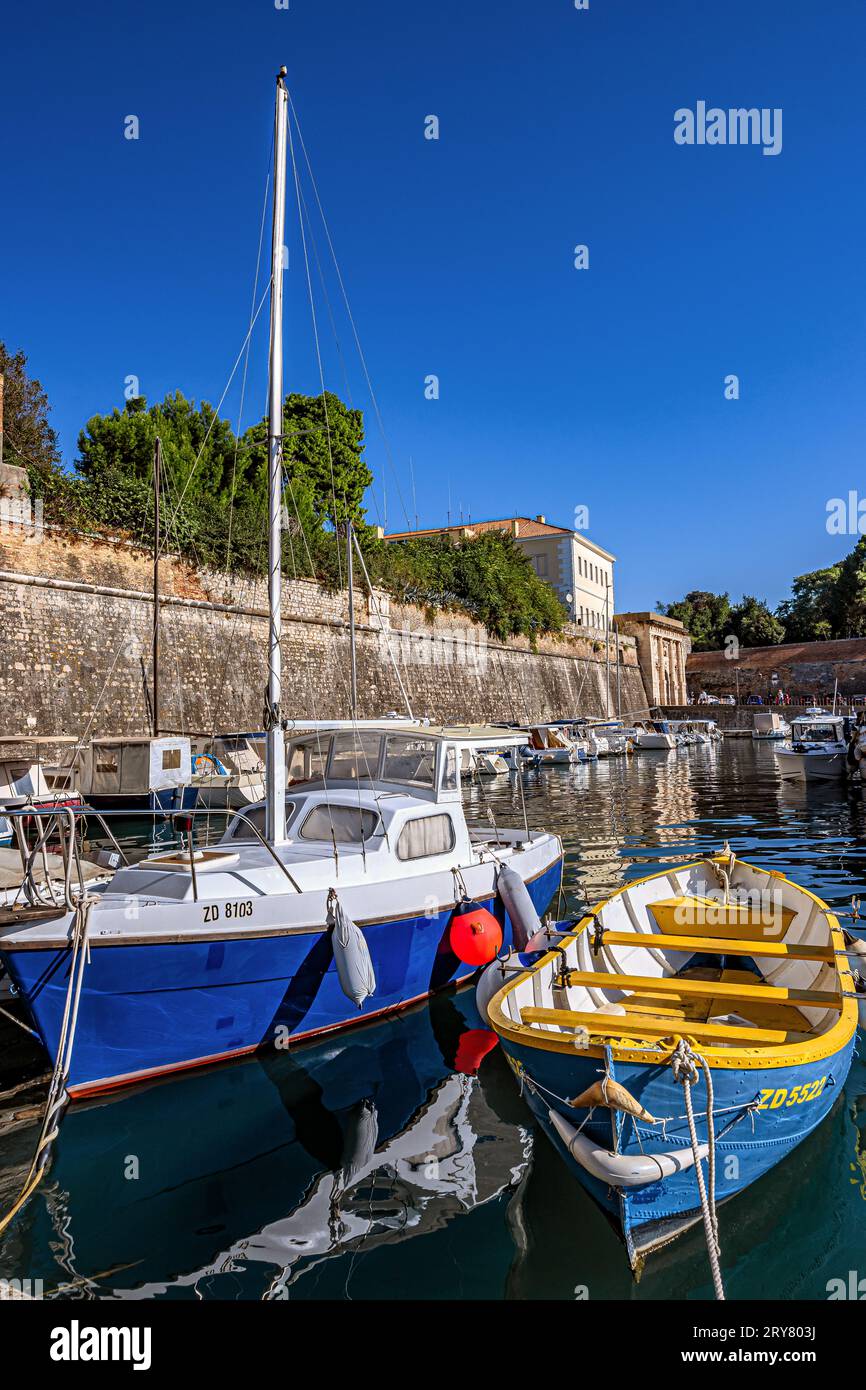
[190,731,266,809]
[519,724,576,766]
[0,736,84,844]
[753,711,791,741]
[774,714,850,780]
[632,720,678,750]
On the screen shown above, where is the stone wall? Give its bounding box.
[687,638,866,703]
[0,528,650,736]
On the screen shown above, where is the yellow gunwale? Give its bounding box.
[487,856,859,1071]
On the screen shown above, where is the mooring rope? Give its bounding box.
[0,896,92,1236]
[672,1038,725,1301]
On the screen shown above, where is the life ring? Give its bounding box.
[192,752,229,777]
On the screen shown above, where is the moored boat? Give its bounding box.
[189,731,266,810]
[484,849,858,1281]
[0,724,561,1096]
[68,734,197,813]
[773,713,850,780]
[0,72,563,1109]
[519,724,576,766]
[752,711,791,741]
[632,719,678,750]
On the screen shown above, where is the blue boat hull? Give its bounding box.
[501,1027,856,1263]
[4,861,561,1098]
[84,786,199,814]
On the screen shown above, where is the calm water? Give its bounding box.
[2,739,865,1301]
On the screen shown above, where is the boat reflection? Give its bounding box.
[24,992,530,1299]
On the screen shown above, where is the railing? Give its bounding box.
[1,803,302,912]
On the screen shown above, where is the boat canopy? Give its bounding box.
[81,736,192,795]
[285,726,461,803]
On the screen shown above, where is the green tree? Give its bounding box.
[659,591,732,650]
[729,595,785,647]
[0,342,60,473]
[244,391,372,535]
[776,564,841,641]
[365,532,567,641]
[833,536,866,637]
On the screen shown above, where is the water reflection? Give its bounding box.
[0,992,531,1300]
[1,741,865,1300]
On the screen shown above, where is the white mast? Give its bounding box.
[265,67,289,843]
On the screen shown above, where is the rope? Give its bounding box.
[0,896,92,1236]
[671,1038,725,1300]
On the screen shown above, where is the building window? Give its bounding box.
[533,553,548,578]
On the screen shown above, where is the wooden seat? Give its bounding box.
[596,930,834,963]
[648,895,795,942]
[562,968,841,1012]
[519,1005,812,1047]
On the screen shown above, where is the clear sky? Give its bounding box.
[2,0,864,612]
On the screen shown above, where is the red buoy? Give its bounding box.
[454,1028,499,1075]
[449,902,503,967]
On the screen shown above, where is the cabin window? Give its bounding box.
[96,759,118,774]
[442,745,458,790]
[162,748,181,771]
[328,731,383,781]
[795,724,838,743]
[229,801,298,839]
[382,735,437,788]
[397,813,456,861]
[287,736,330,785]
[299,803,381,844]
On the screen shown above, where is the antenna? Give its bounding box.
[410,456,418,531]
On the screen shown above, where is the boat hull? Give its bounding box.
[774,749,846,780]
[500,1027,855,1266]
[2,855,561,1098]
[84,786,199,813]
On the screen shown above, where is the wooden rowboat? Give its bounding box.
[486,849,858,1279]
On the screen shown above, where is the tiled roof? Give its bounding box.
[384,516,572,541]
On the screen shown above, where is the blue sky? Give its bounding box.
[2,0,865,612]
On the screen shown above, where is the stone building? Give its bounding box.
[384,514,615,632]
[615,611,691,706]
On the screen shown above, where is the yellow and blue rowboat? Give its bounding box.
[486,851,859,1269]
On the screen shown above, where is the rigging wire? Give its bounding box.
[286,89,413,533]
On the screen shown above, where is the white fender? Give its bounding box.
[475,951,522,1024]
[497,863,543,951]
[329,894,376,1008]
[548,1107,708,1187]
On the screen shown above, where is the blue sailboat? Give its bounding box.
[0,70,562,1101]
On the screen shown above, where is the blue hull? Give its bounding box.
[5,861,561,1097]
[503,1028,856,1262]
[85,786,198,814]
